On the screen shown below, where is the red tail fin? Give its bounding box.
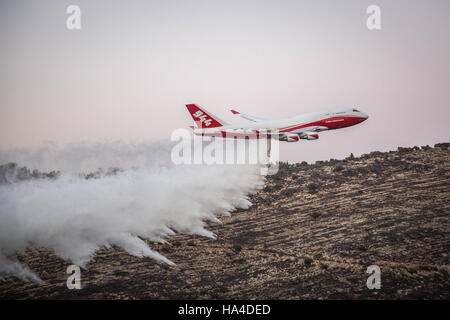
[186,104,228,128]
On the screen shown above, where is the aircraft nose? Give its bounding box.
[361,112,369,120]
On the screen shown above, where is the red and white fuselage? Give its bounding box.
[186,104,368,142]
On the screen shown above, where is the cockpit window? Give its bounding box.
[352,109,359,112]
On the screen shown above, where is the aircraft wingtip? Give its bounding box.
[231,109,239,114]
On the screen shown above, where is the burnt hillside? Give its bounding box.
[1,143,449,299]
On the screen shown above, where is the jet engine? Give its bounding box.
[279,134,300,142]
[300,132,319,140]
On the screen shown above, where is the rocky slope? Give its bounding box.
[1,143,449,299]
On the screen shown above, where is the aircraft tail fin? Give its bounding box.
[186,104,228,128]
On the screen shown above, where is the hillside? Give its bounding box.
[1,143,449,299]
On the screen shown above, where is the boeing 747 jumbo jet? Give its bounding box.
[186,104,368,142]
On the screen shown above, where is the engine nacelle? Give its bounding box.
[300,132,319,140]
[279,134,300,142]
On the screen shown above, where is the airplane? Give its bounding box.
[185,104,368,142]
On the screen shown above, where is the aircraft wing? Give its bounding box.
[230,109,267,122]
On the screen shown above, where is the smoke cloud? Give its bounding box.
[0,140,265,282]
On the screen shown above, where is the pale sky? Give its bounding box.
[1,0,449,163]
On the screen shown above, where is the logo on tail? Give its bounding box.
[186,104,228,128]
[192,110,213,126]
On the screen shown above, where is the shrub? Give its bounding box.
[313,253,322,260]
[306,183,319,194]
[397,146,412,153]
[277,161,290,169]
[310,211,321,219]
[232,243,242,253]
[434,142,450,149]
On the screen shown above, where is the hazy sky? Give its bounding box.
[0,0,449,162]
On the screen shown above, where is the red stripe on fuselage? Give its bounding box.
[280,116,366,132]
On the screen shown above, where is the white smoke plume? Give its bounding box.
[0,140,265,282]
